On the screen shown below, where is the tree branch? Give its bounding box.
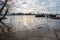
[0,0,8,14]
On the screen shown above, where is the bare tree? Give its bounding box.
[0,0,14,27]
[0,0,9,27]
[0,0,17,40]
[0,0,9,13]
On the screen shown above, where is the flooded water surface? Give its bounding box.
[3,15,60,31]
[2,15,60,40]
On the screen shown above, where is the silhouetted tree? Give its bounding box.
[0,0,9,27]
[0,0,17,40]
[0,0,15,27]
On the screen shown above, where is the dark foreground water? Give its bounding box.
[0,15,60,40]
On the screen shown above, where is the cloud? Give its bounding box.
[11,0,60,14]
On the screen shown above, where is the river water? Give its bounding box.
[2,15,60,31]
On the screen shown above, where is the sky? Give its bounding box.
[10,0,60,14]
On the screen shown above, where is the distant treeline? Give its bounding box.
[0,13,35,16]
[0,13,60,17]
[0,13,60,19]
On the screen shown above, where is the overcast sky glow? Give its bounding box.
[11,0,60,14]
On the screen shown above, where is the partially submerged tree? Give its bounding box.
[0,0,9,27]
[0,0,15,27]
[0,0,17,40]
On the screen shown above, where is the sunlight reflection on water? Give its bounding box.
[3,15,60,31]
